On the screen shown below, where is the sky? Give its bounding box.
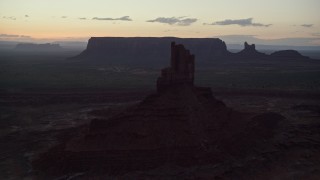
[0,0,319,45]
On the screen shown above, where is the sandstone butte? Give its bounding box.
[34,42,286,176]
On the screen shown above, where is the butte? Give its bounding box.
[34,42,285,175]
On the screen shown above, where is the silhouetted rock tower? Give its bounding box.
[157,42,195,92]
[244,42,256,52]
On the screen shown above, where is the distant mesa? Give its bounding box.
[71,37,311,67]
[15,43,63,51]
[270,50,309,59]
[72,37,230,67]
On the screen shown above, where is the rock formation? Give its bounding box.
[72,37,230,67]
[34,42,286,176]
[236,42,266,58]
[157,42,195,92]
[72,37,313,67]
[65,42,239,172]
[271,50,309,59]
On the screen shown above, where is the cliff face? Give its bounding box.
[157,42,195,92]
[74,37,230,67]
[73,38,311,67]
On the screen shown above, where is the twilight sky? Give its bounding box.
[0,0,319,45]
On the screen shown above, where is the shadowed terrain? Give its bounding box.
[28,42,320,179]
[0,38,319,179]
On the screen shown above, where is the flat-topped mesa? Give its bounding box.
[157,42,195,92]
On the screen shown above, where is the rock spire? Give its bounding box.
[157,42,195,92]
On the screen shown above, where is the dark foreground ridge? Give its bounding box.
[33,42,314,179]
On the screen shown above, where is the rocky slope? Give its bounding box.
[33,42,293,178]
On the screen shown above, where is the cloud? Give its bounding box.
[164,29,178,32]
[0,34,20,38]
[118,16,132,21]
[92,16,132,21]
[25,15,29,17]
[312,33,320,36]
[79,17,87,20]
[0,34,32,39]
[20,35,32,38]
[147,17,197,26]
[61,16,67,18]
[3,16,16,20]
[301,24,313,28]
[205,18,271,27]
